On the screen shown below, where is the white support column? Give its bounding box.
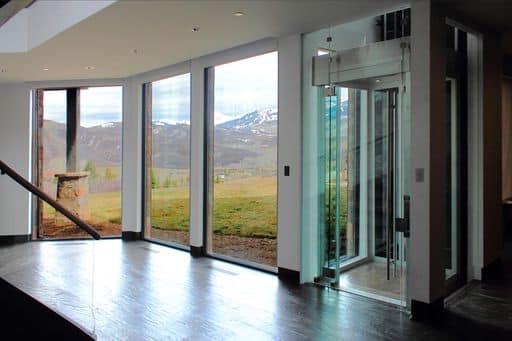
[410,0,447,311]
[121,78,143,233]
[409,0,432,305]
[277,34,302,273]
[189,60,205,248]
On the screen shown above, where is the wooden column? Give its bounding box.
[35,89,44,239]
[66,88,80,172]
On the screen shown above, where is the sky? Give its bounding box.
[43,87,122,128]
[43,51,278,127]
[214,51,277,124]
[152,73,190,124]
[152,51,278,125]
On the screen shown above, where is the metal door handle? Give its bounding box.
[395,195,410,238]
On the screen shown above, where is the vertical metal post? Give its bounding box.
[142,83,152,239]
[204,67,215,253]
[334,87,341,283]
[386,89,395,281]
[392,89,398,278]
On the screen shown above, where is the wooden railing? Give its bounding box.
[0,159,101,240]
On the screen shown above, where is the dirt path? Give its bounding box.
[40,219,121,238]
[38,223,276,267]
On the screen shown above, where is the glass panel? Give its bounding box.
[347,90,362,261]
[211,51,278,267]
[40,90,67,237]
[373,90,390,258]
[38,87,123,238]
[145,74,191,246]
[445,79,458,279]
[320,86,365,282]
[301,14,380,284]
[78,86,123,237]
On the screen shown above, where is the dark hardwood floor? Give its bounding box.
[445,236,512,336]
[0,240,495,340]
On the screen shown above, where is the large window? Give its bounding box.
[36,86,123,238]
[144,73,191,246]
[207,51,278,268]
[39,90,67,237]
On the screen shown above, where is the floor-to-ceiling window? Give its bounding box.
[144,74,191,247]
[36,86,123,238]
[206,51,278,268]
[78,87,123,236]
[38,90,67,237]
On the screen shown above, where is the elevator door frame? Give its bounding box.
[336,77,407,265]
[332,76,410,307]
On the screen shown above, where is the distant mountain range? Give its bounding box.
[218,108,277,131]
[42,108,278,170]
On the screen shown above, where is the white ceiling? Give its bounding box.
[0,0,405,83]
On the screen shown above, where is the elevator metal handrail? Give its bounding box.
[0,159,101,240]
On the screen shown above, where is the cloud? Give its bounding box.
[152,73,191,124]
[43,87,122,127]
[214,111,234,125]
[214,51,277,117]
[43,52,278,127]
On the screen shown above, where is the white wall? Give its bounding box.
[409,0,431,304]
[0,83,31,236]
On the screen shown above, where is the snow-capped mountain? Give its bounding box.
[42,107,278,170]
[217,108,277,130]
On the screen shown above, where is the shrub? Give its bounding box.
[105,167,117,181]
[150,169,160,189]
[83,160,98,178]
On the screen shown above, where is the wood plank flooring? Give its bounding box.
[0,240,483,340]
[445,237,512,335]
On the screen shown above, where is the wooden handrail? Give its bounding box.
[0,160,101,240]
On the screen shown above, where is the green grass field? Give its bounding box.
[150,176,277,238]
[43,190,122,225]
[43,175,277,239]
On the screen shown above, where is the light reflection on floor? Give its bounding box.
[337,261,404,305]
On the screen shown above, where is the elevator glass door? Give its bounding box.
[320,82,409,306]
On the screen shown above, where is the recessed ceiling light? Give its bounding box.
[233,11,244,17]
[375,78,381,83]
[191,27,200,32]
[84,66,95,70]
[43,68,49,71]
